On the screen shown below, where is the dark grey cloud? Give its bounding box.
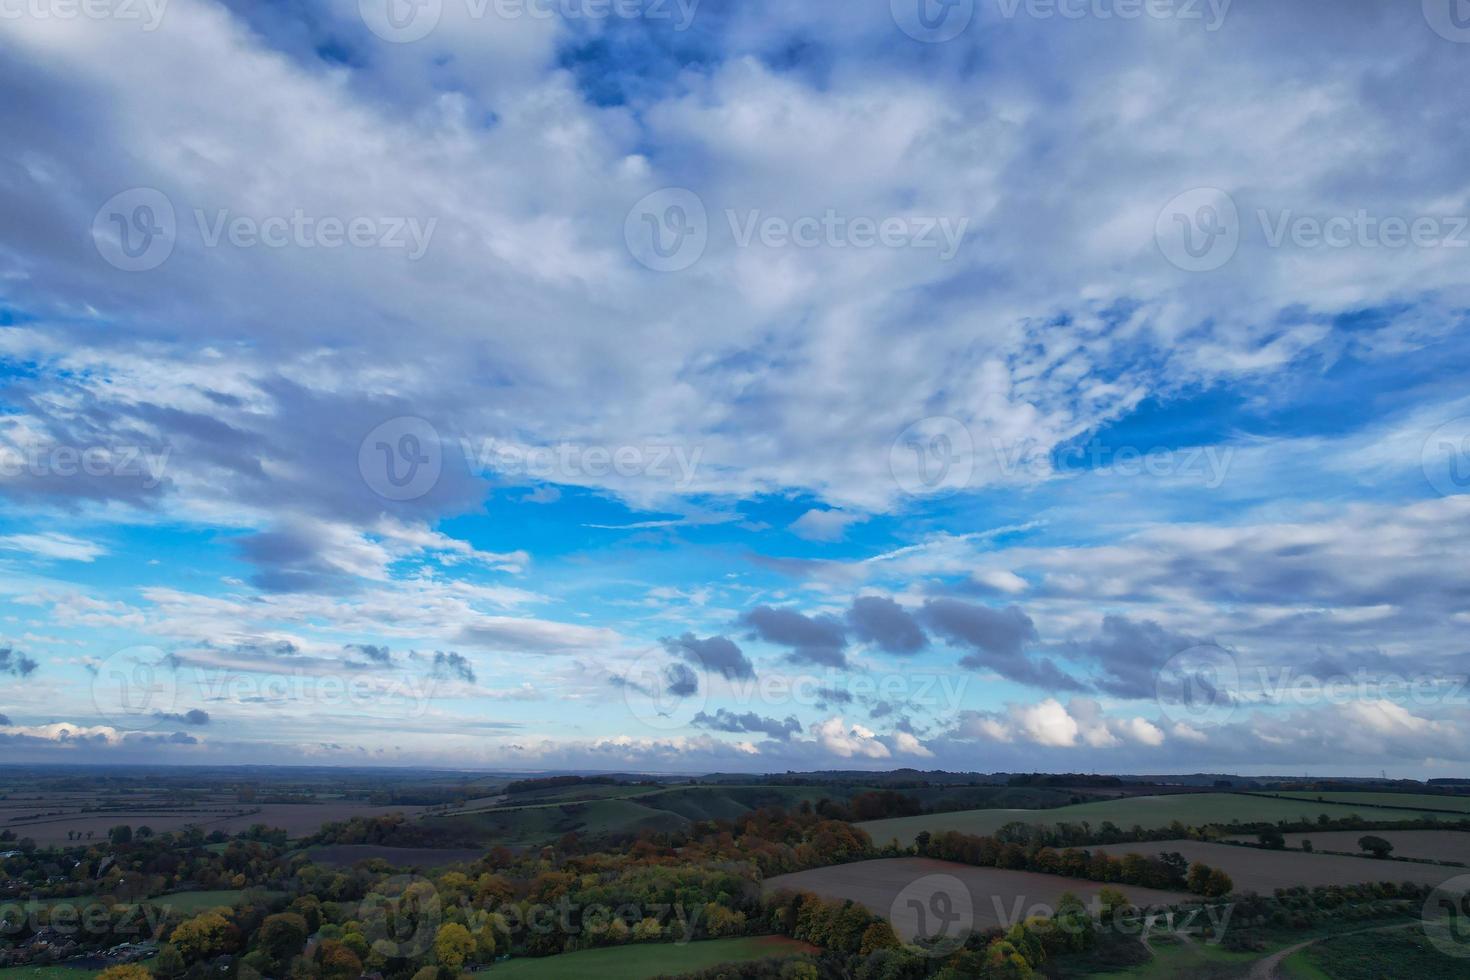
[152,708,211,726]
[921,599,1085,691]
[430,650,476,683]
[740,606,848,669]
[126,730,199,745]
[0,714,10,726]
[0,647,38,678]
[660,632,755,680]
[814,686,853,708]
[847,595,927,655]
[1069,615,1208,699]
[346,643,392,664]
[237,525,360,594]
[664,662,699,697]
[692,708,801,741]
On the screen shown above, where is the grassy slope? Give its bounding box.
[428,784,860,845]
[473,937,816,979]
[857,793,1452,845]
[428,797,691,845]
[1269,791,1470,814]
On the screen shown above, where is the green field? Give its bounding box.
[0,968,97,980]
[858,793,1453,845]
[1103,934,1260,978]
[429,797,690,845]
[473,936,817,979]
[150,888,285,912]
[1270,791,1470,814]
[1281,926,1464,980]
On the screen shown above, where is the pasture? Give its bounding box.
[1268,791,1470,814]
[473,936,818,979]
[857,792,1452,845]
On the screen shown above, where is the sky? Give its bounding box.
[0,0,1468,777]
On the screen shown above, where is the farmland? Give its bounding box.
[763,857,1194,939]
[1133,840,1465,892]
[857,792,1455,845]
[472,937,819,979]
[1267,791,1470,814]
[0,795,429,846]
[1227,829,1470,864]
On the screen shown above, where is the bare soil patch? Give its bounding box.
[1149,840,1463,892]
[763,857,1192,940]
[1226,829,1470,865]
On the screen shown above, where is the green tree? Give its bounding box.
[1358,835,1393,858]
[1186,862,1213,894]
[1205,868,1234,897]
[258,913,309,966]
[153,944,185,978]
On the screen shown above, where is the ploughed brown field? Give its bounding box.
[1225,829,1470,865]
[1145,840,1465,892]
[762,858,1193,939]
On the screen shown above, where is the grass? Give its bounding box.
[1282,926,1466,979]
[858,793,1453,845]
[1106,939,1259,978]
[473,936,817,979]
[1268,791,1470,814]
[0,968,98,980]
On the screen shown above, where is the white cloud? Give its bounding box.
[0,533,105,562]
[811,716,892,759]
[790,508,868,542]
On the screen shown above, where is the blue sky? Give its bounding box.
[1,0,1469,776]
